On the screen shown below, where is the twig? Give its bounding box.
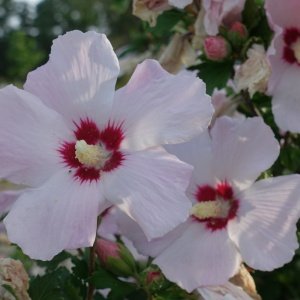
[86,216,102,300]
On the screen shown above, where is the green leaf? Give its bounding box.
[90,268,136,300]
[94,293,106,300]
[29,269,64,300]
[242,0,263,31]
[36,251,72,271]
[29,267,82,300]
[155,10,184,32]
[195,61,234,95]
[71,255,89,280]
[126,290,148,300]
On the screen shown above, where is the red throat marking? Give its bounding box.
[59,118,124,183]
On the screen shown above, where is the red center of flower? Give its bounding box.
[283,27,300,65]
[191,182,239,231]
[58,118,124,182]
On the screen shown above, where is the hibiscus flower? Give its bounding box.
[266,0,300,132]
[119,117,300,291]
[0,30,213,260]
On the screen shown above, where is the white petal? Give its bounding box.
[164,131,212,173]
[24,30,119,127]
[228,175,300,271]
[112,59,213,151]
[117,209,190,257]
[203,0,244,36]
[97,206,120,240]
[0,190,22,214]
[169,0,192,9]
[198,282,252,300]
[271,64,300,133]
[0,85,71,186]
[267,33,289,94]
[211,117,279,190]
[265,0,300,28]
[4,170,104,260]
[155,223,241,292]
[164,132,215,197]
[102,147,192,240]
[222,0,245,26]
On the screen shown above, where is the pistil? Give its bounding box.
[292,40,300,63]
[191,200,230,219]
[75,140,108,168]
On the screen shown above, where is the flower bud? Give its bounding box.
[230,22,248,39]
[96,239,136,277]
[146,271,161,284]
[141,267,168,292]
[228,22,248,47]
[204,36,231,61]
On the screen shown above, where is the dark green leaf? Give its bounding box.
[36,251,72,271]
[195,61,234,95]
[29,267,82,300]
[29,269,64,300]
[242,0,263,31]
[91,268,136,300]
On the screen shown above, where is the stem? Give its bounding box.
[240,90,261,117]
[86,240,96,300]
[86,216,102,300]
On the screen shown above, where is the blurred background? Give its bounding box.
[0,0,152,85]
[0,0,299,299]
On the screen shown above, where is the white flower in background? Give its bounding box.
[133,0,170,26]
[0,30,213,260]
[119,117,300,292]
[159,33,198,73]
[211,89,243,120]
[203,0,246,35]
[0,258,30,300]
[197,282,252,300]
[234,44,271,97]
[169,0,192,9]
[133,0,192,26]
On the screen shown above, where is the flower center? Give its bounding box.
[283,27,300,64]
[75,140,109,168]
[191,183,239,231]
[291,40,300,63]
[191,200,230,219]
[59,118,124,183]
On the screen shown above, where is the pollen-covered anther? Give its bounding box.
[191,200,230,219]
[75,140,109,168]
[292,40,300,63]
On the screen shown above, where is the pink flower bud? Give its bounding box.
[96,238,136,277]
[229,22,248,39]
[96,239,120,263]
[204,36,230,61]
[146,271,161,284]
